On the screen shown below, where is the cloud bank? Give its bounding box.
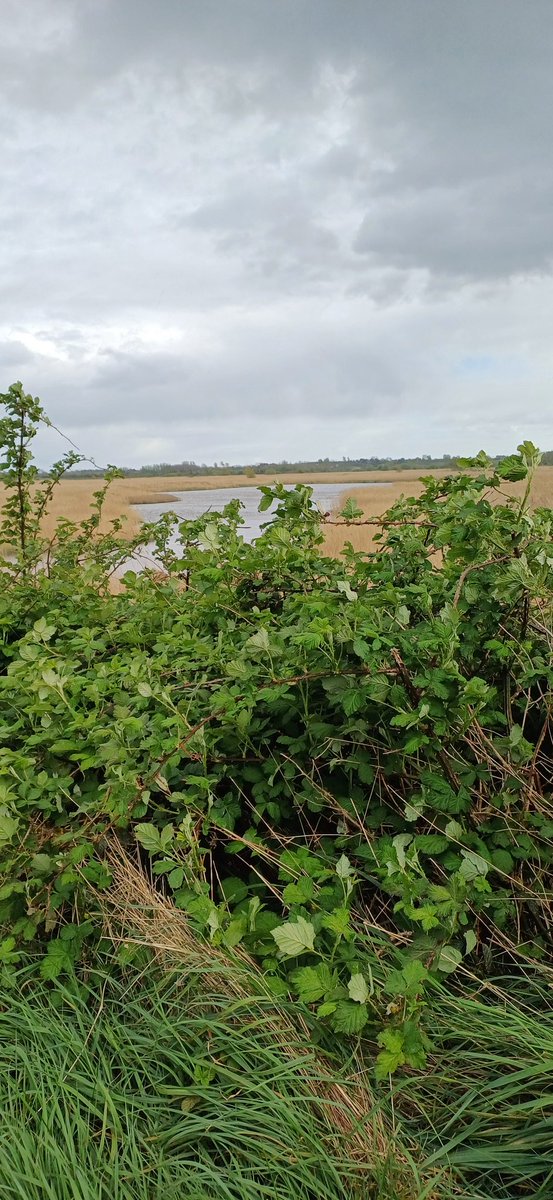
[1,0,552,466]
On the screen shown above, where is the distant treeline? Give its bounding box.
[59,449,553,479]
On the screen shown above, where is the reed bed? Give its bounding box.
[323,464,553,557]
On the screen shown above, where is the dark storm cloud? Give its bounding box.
[1,0,552,465]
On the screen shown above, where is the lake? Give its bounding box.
[135,480,386,539]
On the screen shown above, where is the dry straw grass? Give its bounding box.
[322,465,553,558]
[15,468,423,542]
[102,841,388,1167]
[5,463,552,555]
[100,841,444,1197]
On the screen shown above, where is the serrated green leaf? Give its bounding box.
[159,823,175,849]
[40,940,73,981]
[414,834,449,854]
[459,849,489,880]
[400,959,428,995]
[0,812,19,845]
[135,823,162,853]
[317,1001,337,1018]
[331,1000,369,1034]
[167,867,184,889]
[340,498,364,520]
[283,876,315,905]
[247,628,271,654]
[321,907,351,938]
[271,916,316,959]
[292,963,332,1003]
[375,1028,405,1079]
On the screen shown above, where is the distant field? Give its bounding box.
[323,464,553,557]
[3,463,552,546]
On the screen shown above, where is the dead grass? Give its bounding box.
[323,465,553,558]
[101,840,387,1166]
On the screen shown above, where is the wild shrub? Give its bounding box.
[0,382,552,1077]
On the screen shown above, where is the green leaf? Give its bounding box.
[340,498,364,520]
[167,867,184,889]
[337,579,358,601]
[335,854,353,879]
[491,848,514,874]
[292,963,333,1003]
[159,824,175,849]
[375,1028,405,1079]
[459,849,489,881]
[401,1019,428,1069]
[135,823,162,853]
[40,940,73,981]
[436,944,463,974]
[271,916,316,959]
[414,834,449,854]
[400,959,428,996]
[0,812,19,846]
[30,854,53,874]
[347,973,369,1003]
[342,688,366,715]
[392,833,413,869]
[247,629,271,655]
[331,1000,369,1034]
[496,453,527,482]
[321,907,351,938]
[317,1001,337,1018]
[464,929,477,955]
[137,681,152,698]
[222,915,247,948]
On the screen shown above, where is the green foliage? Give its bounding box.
[1,384,553,1081]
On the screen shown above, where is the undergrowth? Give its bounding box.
[1,380,553,1198]
[0,957,389,1200]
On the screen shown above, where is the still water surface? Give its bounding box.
[135,480,385,543]
[123,480,386,573]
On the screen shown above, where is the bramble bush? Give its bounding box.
[0,381,552,1077]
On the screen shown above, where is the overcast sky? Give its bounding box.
[1,0,552,468]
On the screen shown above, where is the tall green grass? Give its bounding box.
[0,959,416,1200]
[392,973,553,1200]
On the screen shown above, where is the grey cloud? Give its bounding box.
[1,0,553,466]
[354,171,553,281]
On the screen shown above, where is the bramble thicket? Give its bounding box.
[1,381,552,1086]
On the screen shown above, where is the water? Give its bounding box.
[121,480,386,574]
[134,480,385,543]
